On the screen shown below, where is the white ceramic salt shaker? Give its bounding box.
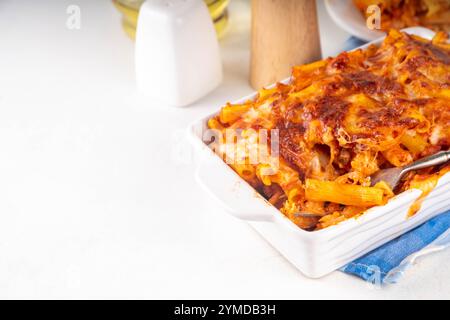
[135,0,223,107]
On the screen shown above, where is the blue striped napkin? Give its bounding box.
[341,212,450,283]
[340,37,450,284]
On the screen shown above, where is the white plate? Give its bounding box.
[188,27,450,278]
[325,0,385,41]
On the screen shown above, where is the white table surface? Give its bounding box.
[0,0,449,299]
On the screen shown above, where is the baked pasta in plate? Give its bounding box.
[353,0,450,32]
[207,30,450,231]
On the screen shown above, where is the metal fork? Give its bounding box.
[370,150,450,189]
[296,150,450,219]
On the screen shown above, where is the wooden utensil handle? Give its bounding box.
[250,0,322,89]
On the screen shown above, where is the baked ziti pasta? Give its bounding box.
[207,30,450,230]
[353,0,450,32]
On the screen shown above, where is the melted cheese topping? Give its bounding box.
[209,30,450,231]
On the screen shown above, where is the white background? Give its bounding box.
[0,0,449,299]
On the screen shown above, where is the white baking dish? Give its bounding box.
[188,27,450,278]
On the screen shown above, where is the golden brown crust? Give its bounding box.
[209,30,450,230]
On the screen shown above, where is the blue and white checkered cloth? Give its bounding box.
[340,37,450,283]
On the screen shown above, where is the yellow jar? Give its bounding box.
[113,0,230,40]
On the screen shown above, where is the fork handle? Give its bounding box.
[403,150,450,174]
